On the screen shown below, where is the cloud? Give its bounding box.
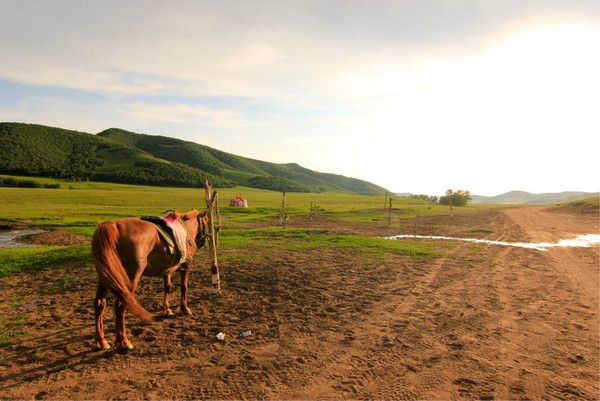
[0,1,598,194]
[1,1,595,101]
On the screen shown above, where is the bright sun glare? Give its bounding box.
[339,23,600,195]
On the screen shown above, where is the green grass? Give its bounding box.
[466,228,494,234]
[0,175,491,228]
[0,176,502,276]
[561,197,599,212]
[0,314,29,346]
[33,351,47,360]
[0,245,90,276]
[40,273,79,295]
[220,228,441,257]
[286,234,442,257]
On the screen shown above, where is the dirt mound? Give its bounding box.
[20,229,90,246]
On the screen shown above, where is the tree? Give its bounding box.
[439,189,472,207]
[62,142,102,181]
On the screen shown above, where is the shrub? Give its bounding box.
[0,177,60,189]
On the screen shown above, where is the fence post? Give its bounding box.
[204,180,220,291]
[281,191,287,229]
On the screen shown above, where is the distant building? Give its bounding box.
[229,195,248,208]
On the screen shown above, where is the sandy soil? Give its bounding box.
[0,207,598,400]
[20,229,90,246]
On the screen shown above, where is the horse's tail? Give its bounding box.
[92,221,152,321]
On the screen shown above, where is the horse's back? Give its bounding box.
[95,218,158,274]
[116,218,179,277]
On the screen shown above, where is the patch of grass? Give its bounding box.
[218,227,323,246]
[219,252,260,264]
[557,197,600,213]
[220,227,441,258]
[466,228,494,234]
[467,244,488,256]
[33,351,47,360]
[0,176,502,228]
[0,314,29,346]
[287,234,442,257]
[40,273,79,294]
[0,245,90,276]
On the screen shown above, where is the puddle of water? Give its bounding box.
[385,234,600,252]
[0,229,46,249]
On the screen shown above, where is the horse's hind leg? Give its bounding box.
[163,274,175,316]
[114,297,133,351]
[94,283,110,350]
[180,265,192,315]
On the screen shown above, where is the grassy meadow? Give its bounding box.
[0,174,495,277]
[0,174,493,227]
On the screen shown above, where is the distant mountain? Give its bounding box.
[0,122,387,195]
[471,190,599,205]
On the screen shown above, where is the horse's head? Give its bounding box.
[195,211,209,249]
[180,209,209,249]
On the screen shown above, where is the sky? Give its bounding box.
[0,0,598,196]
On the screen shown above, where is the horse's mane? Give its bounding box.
[178,209,207,221]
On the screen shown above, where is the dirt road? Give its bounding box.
[1,207,598,400]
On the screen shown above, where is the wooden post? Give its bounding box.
[387,198,393,226]
[446,189,454,216]
[414,210,420,235]
[281,191,287,229]
[383,191,388,211]
[213,190,221,245]
[204,180,220,291]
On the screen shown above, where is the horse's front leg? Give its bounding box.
[180,263,192,315]
[163,273,175,316]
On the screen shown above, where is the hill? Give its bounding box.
[0,122,387,194]
[97,128,386,194]
[471,190,599,205]
[550,197,599,214]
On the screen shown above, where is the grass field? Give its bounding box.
[6,176,598,399]
[0,174,496,228]
[0,174,495,276]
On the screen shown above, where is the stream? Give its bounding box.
[0,229,46,249]
[386,233,600,252]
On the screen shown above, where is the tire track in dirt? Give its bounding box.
[283,240,469,400]
[285,207,599,400]
[498,207,599,400]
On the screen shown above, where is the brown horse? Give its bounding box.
[92,209,208,351]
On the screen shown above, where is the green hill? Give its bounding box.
[0,122,387,194]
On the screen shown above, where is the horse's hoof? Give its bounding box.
[164,309,175,317]
[115,342,134,353]
[95,340,111,351]
[180,307,193,316]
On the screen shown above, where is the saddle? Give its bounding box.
[141,211,190,264]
